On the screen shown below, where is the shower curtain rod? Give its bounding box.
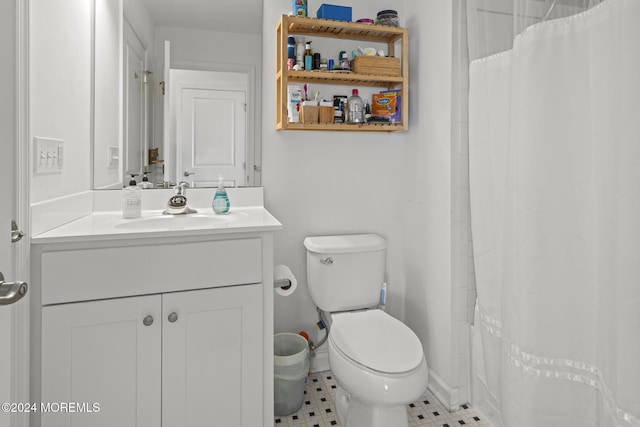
[541,0,557,21]
[474,8,551,21]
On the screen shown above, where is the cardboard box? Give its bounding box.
[316,4,352,22]
[351,56,401,77]
[288,86,303,123]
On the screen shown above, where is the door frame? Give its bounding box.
[170,60,260,187]
[123,19,148,177]
[13,0,31,425]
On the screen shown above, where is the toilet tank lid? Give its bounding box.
[304,234,386,254]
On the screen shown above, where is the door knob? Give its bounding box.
[0,272,28,306]
[143,315,154,326]
[168,312,178,323]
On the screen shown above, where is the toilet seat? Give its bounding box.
[330,309,424,374]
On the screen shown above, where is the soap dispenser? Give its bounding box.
[138,171,153,189]
[123,174,142,218]
[212,175,230,214]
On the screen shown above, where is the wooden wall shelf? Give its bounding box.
[276,15,409,132]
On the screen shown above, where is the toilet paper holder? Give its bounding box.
[274,278,292,290]
[273,264,297,296]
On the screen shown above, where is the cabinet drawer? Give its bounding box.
[41,238,262,305]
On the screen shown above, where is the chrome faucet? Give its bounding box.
[163,182,197,215]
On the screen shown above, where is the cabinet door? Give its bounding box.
[162,284,263,427]
[41,295,162,427]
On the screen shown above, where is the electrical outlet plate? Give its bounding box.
[108,145,119,169]
[34,137,64,175]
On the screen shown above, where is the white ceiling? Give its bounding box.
[141,0,263,34]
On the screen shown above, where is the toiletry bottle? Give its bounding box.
[347,89,365,123]
[287,36,297,69]
[123,174,142,218]
[138,171,154,189]
[296,38,305,68]
[364,100,372,122]
[212,175,230,214]
[313,53,321,70]
[287,36,296,60]
[340,51,350,70]
[304,41,312,70]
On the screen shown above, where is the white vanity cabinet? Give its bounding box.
[161,284,262,427]
[31,227,277,427]
[41,294,163,427]
[41,285,262,427]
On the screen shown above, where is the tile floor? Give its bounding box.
[274,371,492,427]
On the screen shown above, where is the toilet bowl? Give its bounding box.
[304,234,429,427]
[328,309,428,427]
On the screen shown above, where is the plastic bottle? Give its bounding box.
[364,100,372,122]
[347,89,365,123]
[138,171,154,189]
[296,38,305,67]
[212,175,230,214]
[340,51,350,70]
[287,36,296,59]
[122,174,142,218]
[304,41,313,70]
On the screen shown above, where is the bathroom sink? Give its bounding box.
[115,213,234,231]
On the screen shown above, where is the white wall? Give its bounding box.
[123,0,155,50]
[262,2,464,402]
[94,0,123,190]
[155,26,262,67]
[403,0,462,408]
[30,0,92,204]
[262,0,408,345]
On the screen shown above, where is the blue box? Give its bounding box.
[316,4,352,22]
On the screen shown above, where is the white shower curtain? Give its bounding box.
[468,0,640,426]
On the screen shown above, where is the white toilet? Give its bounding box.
[304,234,428,427]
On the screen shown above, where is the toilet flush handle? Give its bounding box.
[320,257,333,265]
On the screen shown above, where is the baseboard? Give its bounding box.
[428,368,462,412]
[310,349,329,373]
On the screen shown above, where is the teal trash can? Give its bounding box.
[274,333,310,416]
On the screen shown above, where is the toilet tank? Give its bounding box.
[304,234,386,312]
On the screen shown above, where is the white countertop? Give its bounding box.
[31,187,282,244]
[32,207,282,244]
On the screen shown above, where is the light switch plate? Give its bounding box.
[34,137,64,174]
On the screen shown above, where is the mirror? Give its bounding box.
[93,0,263,189]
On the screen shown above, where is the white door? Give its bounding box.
[41,295,162,427]
[172,69,247,187]
[123,22,146,177]
[162,285,262,426]
[1,0,28,425]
